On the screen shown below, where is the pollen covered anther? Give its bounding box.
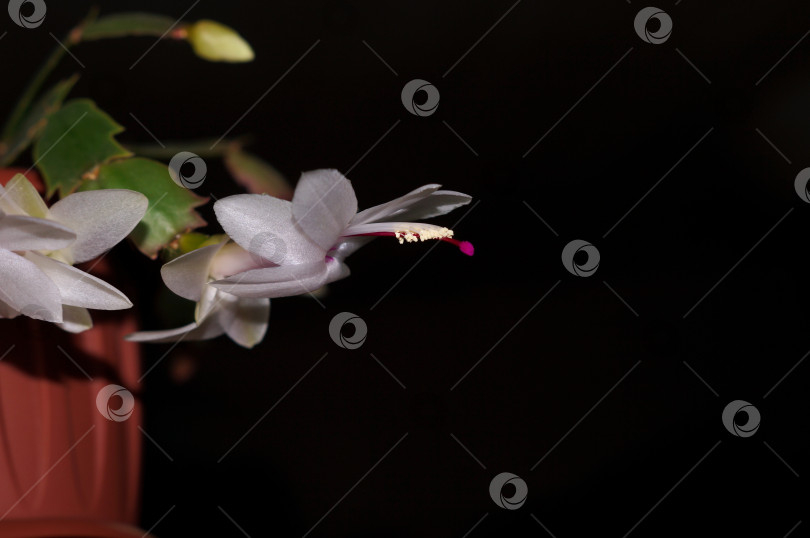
[394,226,454,244]
[347,227,474,256]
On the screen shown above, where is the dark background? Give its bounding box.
[3,0,809,536]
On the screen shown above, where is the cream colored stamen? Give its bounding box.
[394,227,454,244]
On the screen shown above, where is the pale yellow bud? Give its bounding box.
[186,20,254,63]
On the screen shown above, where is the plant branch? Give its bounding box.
[1,8,98,142]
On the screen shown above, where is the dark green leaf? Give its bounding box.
[33,99,132,197]
[80,157,207,258]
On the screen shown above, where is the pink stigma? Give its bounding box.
[439,237,475,256]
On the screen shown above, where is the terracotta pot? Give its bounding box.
[0,311,145,536]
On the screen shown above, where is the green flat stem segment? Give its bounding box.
[1,9,96,142]
[82,12,182,40]
[0,75,78,167]
[33,99,132,198]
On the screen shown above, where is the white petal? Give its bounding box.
[222,297,270,348]
[214,193,323,265]
[388,190,472,221]
[351,184,439,225]
[195,284,224,322]
[0,184,26,215]
[126,315,226,343]
[162,242,226,302]
[327,236,373,262]
[210,261,329,298]
[24,251,132,310]
[3,174,50,218]
[327,260,351,284]
[57,305,93,333]
[291,169,357,251]
[209,242,261,279]
[0,214,76,251]
[48,189,148,263]
[126,322,199,342]
[0,249,63,322]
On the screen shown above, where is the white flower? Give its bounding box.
[209,169,473,298]
[126,238,269,348]
[0,174,147,332]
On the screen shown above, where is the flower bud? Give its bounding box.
[186,20,254,62]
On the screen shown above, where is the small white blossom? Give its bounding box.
[126,238,269,348]
[0,174,147,332]
[210,169,473,298]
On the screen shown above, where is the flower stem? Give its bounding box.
[0,8,98,143]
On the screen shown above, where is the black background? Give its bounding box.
[3,0,809,536]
